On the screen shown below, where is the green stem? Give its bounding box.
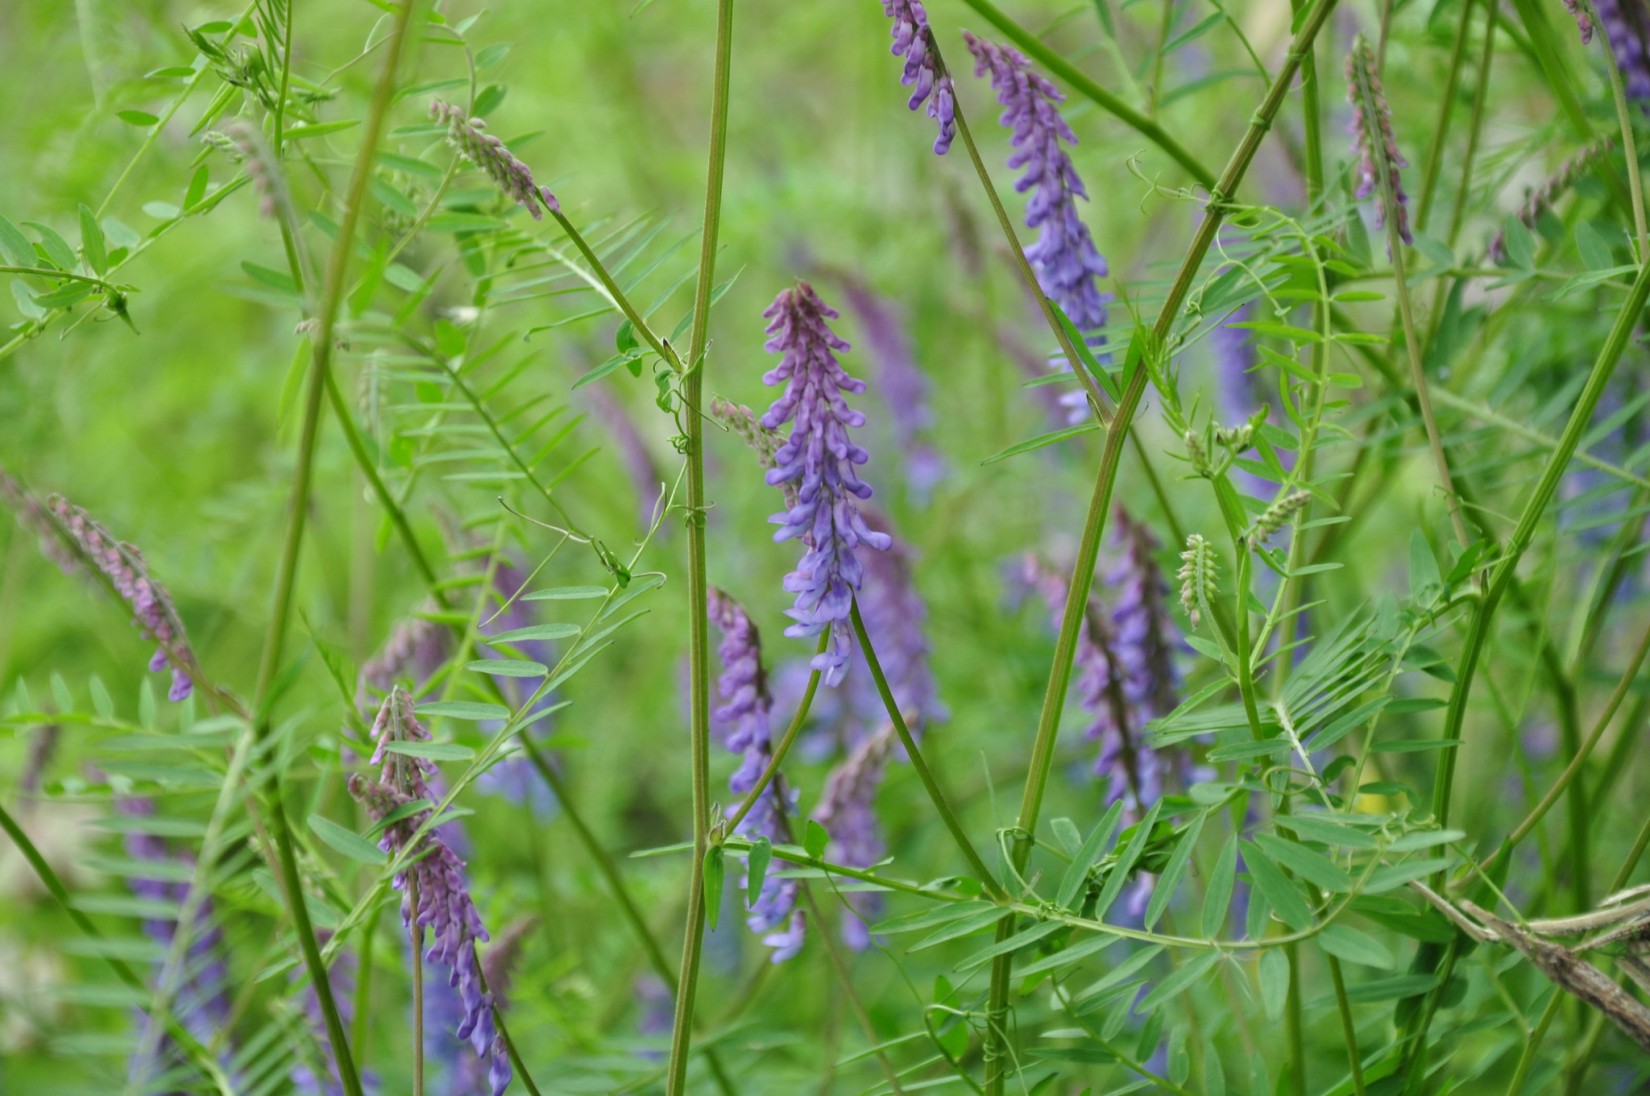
[849,600,1005,899]
[1351,42,1470,550]
[246,6,418,1094]
[796,878,906,1093]
[723,634,825,834]
[1403,252,1650,1084]
[955,0,1216,189]
[980,3,1341,1087]
[409,878,425,1096]
[1413,0,1477,234]
[664,0,734,1089]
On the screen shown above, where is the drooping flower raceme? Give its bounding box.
[431,99,559,219]
[45,494,196,702]
[1346,36,1413,249]
[881,0,956,154]
[761,282,893,687]
[963,32,1110,419]
[812,724,898,949]
[708,587,803,960]
[349,689,511,1096]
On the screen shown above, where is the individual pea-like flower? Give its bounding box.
[351,690,511,1096]
[431,99,558,219]
[761,282,893,686]
[37,494,196,702]
[1346,36,1413,249]
[1594,0,1650,100]
[881,0,956,154]
[708,587,802,959]
[836,277,947,498]
[812,724,898,948]
[964,32,1110,371]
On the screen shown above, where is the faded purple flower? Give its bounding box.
[1346,36,1413,249]
[119,798,233,1087]
[292,935,377,1096]
[583,383,665,529]
[836,277,947,497]
[882,0,956,154]
[352,690,510,1096]
[812,724,898,949]
[1566,0,1596,43]
[1596,0,1650,100]
[431,99,559,219]
[709,588,801,959]
[761,282,893,686]
[358,612,451,710]
[848,508,942,733]
[20,723,59,796]
[44,495,195,702]
[1488,137,1612,263]
[0,465,78,574]
[964,32,1109,342]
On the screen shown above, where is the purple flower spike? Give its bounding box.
[1346,37,1413,249]
[882,1,956,154]
[812,725,898,948]
[1595,0,1650,100]
[761,282,892,686]
[709,588,802,959]
[352,689,511,1095]
[1566,0,1596,43]
[44,495,195,702]
[850,508,942,731]
[964,31,1109,338]
[431,99,558,219]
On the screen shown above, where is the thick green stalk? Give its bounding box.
[979,3,1341,1088]
[244,6,417,1094]
[954,0,1217,189]
[664,0,734,1089]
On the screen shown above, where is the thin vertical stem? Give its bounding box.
[244,5,418,1093]
[980,2,1342,1088]
[409,878,425,1096]
[849,600,1005,899]
[664,0,735,1089]
[1414,0,1477,234]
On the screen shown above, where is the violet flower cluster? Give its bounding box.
[1021,509,1183,811]
[1487,137,1612,264]
[46,494,195,702]
[1345,36,1413,249]
[349,689,511,1096]
[709,587,804,961]
[964,30,1110,420]
[881,0,956,154]
[431,99,559,219]
[812,725,898,949]
[1594,0,1650,100]
[119,798,233,1086]
[761,282,892,687]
